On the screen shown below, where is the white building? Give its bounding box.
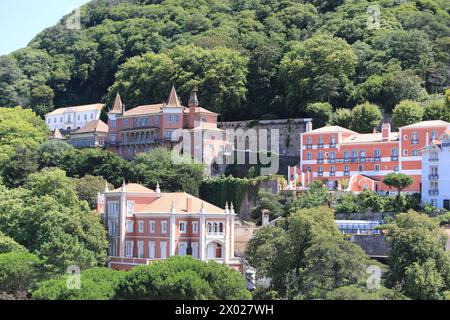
[45,103,104,132]
[420,130,450,210]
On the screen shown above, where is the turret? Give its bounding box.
[189,91,199,128]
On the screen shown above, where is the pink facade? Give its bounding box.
[288,120,450,193]
[101,183,242,272]
[106,87,227,162]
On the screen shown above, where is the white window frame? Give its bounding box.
[127,201,135,215]
[179,221,187,234]
[138,241,144,258]
[149,241,156,259]
[138,221,145,233]
[149,221,156,234]
[160,241,167,259]
[161,221,167,234]
[126,241,134,258]
[192,222,199,234]
[127,221,134,233]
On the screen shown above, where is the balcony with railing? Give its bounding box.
[429,174,439,180]
[411,139,419,145]
[429,157,439,162]
[391,156,399,161]
[317,143,324,149]
[317,159,324,164]
[344,171,350,177]
[330,171,336,177]
[306,144,313,149]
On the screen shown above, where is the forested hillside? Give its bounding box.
[0,0,449,121]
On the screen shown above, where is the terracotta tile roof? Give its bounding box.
[342,132,399,144]
[111,183,155,193]
[196,107,218,115]
[138,193,224,214]
[74,120,108,134]
[110,93,123,114]
[307,126,356,134]
[50,128,64,140]
[165,86,182,108]
[47,103,104,116]
[122,104,164,117]
[401,120,449,128]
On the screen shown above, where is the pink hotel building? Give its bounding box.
[100,183,243,272]
[106,87,226,162]
[288,120,450,193]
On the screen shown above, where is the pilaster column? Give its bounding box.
[224,215,230,264]
[230,214,235,259]
[119,190,127,257]
[199,215,206,261]
[170,214,176,257]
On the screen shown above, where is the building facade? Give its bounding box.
[45,103,104,132]
[100,183,242,271]
[68,120,109,149]
[288,120,450,193]
[106,88,227,163]
[421,130,450,209]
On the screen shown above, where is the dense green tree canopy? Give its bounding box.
[32,268,125,300]
[0,0,447,121]
[0,169,108,273]
[386,210,450,299]
[0,107,48,177]
[392,100,424,128]
[115,256,251,300]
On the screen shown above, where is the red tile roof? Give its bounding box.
[74,120,108,134]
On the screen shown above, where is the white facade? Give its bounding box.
[45,104,103,131]
[421,131,450,209]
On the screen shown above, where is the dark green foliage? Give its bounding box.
[32,268,125,300]
[251,190,285,224]
[0,232,26,254]
[75,175,113,209]
[386,211,450,299]
[0,169,108,273]
[62,148,130,187]
[115,256,251,300]
[305,102,333,128]
[0,252,42,293]
[246,205,374,298]
[38,140,74,169]
[129,148,204,196]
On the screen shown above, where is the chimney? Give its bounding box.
[186,195,193,212]
[382,122,391,142]
[306,122,313,133]
[262,209,270,226]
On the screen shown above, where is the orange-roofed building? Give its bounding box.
[288,120,450,193]
[106,87,227,164]
[68,119,109,149]
[100,183,242,272]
